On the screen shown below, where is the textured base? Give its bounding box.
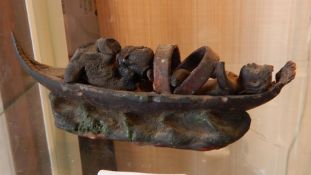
[50,93,250,151]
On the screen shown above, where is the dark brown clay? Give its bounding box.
[63,38,138,91]
[238,63,274,94]
[12,34,296,151]
[117,46,154,91]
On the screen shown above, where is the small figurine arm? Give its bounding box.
[212,62,239,94]
[196,62,239,95]
[198,62,274,95]
[64,50,84,83]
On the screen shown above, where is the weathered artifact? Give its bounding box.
[12,34,296,151]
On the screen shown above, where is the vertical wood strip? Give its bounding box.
[79,138,116,175]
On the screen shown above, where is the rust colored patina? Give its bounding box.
[173,46,220,94]
[153,44,181,93]
[12,34,296,151]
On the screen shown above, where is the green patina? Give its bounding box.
[76,104,106,134]
[192,112,209,124]
[100,121,110,136]
[194,116,209,124]
[121,119,133,141]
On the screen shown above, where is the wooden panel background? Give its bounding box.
[96,0,311,175]
[97,0,310,64]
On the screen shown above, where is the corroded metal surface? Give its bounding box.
[173,46,220,94]
[153,44,181,93]
[12,34,296,150]
[50,92,250,150]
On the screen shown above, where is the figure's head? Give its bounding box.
[116,46,154,77]
[238,63,273,94]
[96,38,121,56]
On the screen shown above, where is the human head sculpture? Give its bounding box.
[238,63,274,94]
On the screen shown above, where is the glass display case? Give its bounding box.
[0,0,310,175]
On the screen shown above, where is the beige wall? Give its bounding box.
[96,0,311,174]
[25,0,82,175]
